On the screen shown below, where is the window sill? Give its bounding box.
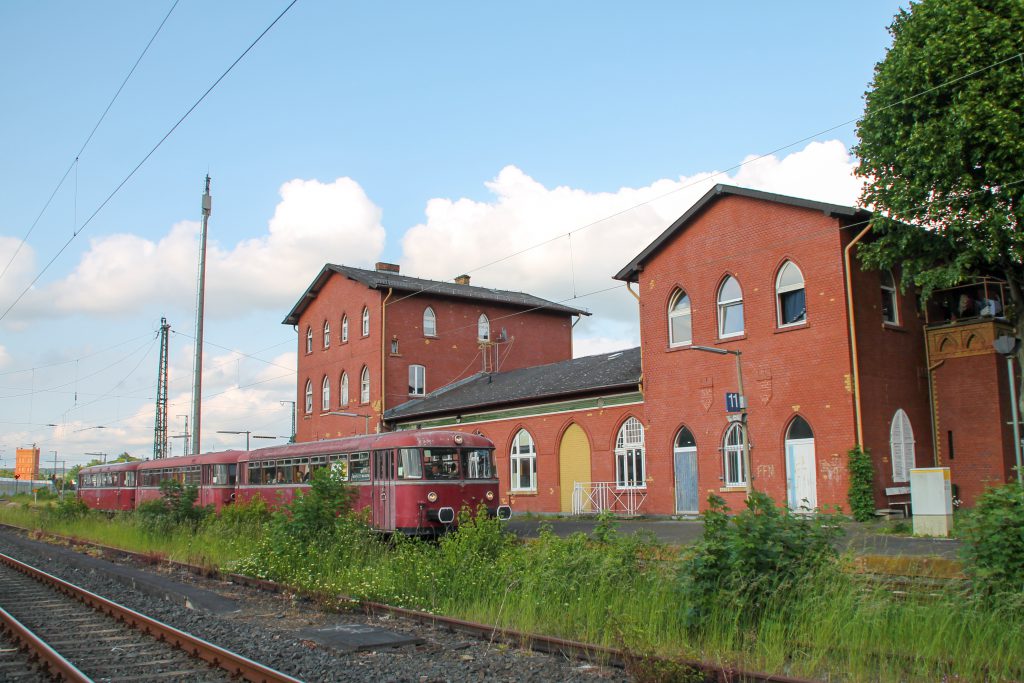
[719,485,747,493]
[508,490,538,496]
[882,322,906,333]
[715,335,746,345]
[665,343,693,353]
[774,322,808,334]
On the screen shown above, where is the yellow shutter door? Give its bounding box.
[558,424,592,513]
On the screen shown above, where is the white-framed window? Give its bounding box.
[776,261,806,327]
[717,275,744,338]
[305,326,313,354]
[361,307,370,336]
[890,408,916,483]
[510,429,537,491]
[341,314,349,343]
[340,372,349,407]
[614,417,646,489]
[881,270,899,325]
[304,379,313,414]
[477,314,490,341]
[423,307,436,337]
[668,288,692,347]
[723,422,747,487]
[323,320,331,349]
[321,375,330,411]
[408,364,425,396]
[360,366,370,404]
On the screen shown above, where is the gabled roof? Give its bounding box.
[614,184,872,282]
[283,264,590,325]
[383,346,642,422]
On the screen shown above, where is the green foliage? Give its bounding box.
[270,467,356,543]
[136,479,211,533]
[959,482,1024,596]
[679,492,841,628]
[48,494,91,521]
[854,0,1024,309]
[847,445,876,522]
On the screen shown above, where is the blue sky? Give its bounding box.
[0,1,907,467]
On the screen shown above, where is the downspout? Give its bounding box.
[627,282,644,396]
[927,357,945,466]
[379,287,393,433]
[843,224,872,447]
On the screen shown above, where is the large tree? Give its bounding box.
[855,0,1024,331]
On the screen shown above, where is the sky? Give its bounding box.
[0,1,908,469]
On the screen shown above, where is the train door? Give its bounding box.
[371,450,396,531]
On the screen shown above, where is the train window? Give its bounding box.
[212,464,233,485]
[463,449,495,479]
[295,458,311,483]
[350,452,370,481]
[398,448,422,479]
[125,472,136,487]
[330,454,349,480]
[247,462,260,485]
[184,466,201,486]
[228,464,237,485]
[423,449,459,480]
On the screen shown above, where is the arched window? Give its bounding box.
[614,417,645,489]
[360,366,370,404]
[787,416,814,440]
[361,307,370,336]
[423,307,437,337]
[321,375,330,411]
[408,364,425,396]
[668,289,692,347]
[776,261,806,326]
[323,320,331,348]
[722,423,747,487]
[880,270,899,324]
[340,372,349,407]
[890,408,915,482]
[305,326,313,354]
[304,379,313,414]
[477,314,490,341]
[510,429,537,491]
[717,275,744,338]
[341,314,349,343]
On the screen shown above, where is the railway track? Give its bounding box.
[0,551,303,683]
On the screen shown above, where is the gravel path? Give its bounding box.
[0,529,628,683]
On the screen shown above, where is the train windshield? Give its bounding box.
[462,449,495,479]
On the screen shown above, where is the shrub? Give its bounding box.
[136,480,211,533]
[271,467,356,543]
[847,445,876,522]
[48,494,91,521]
[959,482,1024,596]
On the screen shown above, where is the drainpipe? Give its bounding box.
[843,224,872,447]
[927,357,945,466]
[380,287,393,433]
[627,282,644,396]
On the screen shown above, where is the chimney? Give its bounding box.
[454,274,470,285]
[375,262,400,274]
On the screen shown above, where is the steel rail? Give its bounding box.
[0,552,304,683]
[0,604,91,683]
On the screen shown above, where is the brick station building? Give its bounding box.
[288,185,1019,514]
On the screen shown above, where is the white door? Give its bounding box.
[785,438,816,512]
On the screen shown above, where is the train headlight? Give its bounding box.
[485,490,494,501]
[427,491,438,503]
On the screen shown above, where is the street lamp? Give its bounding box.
[280,401,296,442]
[217,430,253,450]
[327,411,371,434]
[85,451,107,464]
[686,345,753,498]
[994,335,1023,485]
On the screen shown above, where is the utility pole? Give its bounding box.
[154,317,170,459]
[280,401,296,442]
[191,176,212,455]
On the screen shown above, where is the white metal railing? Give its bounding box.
[571,481,647,516]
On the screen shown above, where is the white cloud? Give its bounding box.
[731,140,863,205]
[0,345,10,370]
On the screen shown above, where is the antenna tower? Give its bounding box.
[153,317,170,459]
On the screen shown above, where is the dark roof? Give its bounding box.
[383,346,642,422]
[614,184,872,282]
[283,264,590,325]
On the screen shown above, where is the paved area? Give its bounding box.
[506,516,962,559]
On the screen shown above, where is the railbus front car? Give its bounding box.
[77,461,140,511]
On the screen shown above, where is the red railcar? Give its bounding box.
[78,430,510,534]
[76,461,141,511]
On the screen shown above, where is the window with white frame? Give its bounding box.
[360,366,370,403]
[340,372,349,407]
[722,422,747,487]
[323,320,331,348]
[361,307,370,336]
[321,375,330,411]
[668,288,692,346]
[717,276,744,338]
[423,307,436,337]
[614,417,646,489]
[304,379,313,414]
[408,364,425,396]
[510,429,537,491]
[880,270,899,324]
[477,314,490,341]
[305,326,313,353]
[341,315,349,342]
[890,408,915,483]
[776,261,806,326]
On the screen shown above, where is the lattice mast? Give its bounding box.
[153,317,170,459]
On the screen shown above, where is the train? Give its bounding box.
[77,430,511,535]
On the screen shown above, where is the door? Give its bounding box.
[371,450,396,531]
[786,439,817,512]
[673,447,698,514]
[558,424,591,513]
